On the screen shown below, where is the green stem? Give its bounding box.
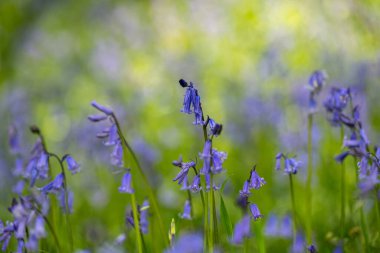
[36,209,62,253]
[306,114,313,244]
[204,184,210,252]
[49,153,74,252]
[353,157,369,252]
[130,191,143,253]
[210,174,218,244]
[339,126,346,240]
[289,174,297,241]
[209,189,214,253]
[112,115,168,247]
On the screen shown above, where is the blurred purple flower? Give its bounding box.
[91,101,113,115]
[111,141,124,167]
[239,180,251,197]
[59,189,73,213]
[199,140,212,175]
[40,173,64,194]
[64,155,81,174]
[180,200,192,220]
[190,175,201,193]
[264,214,278,236]
[211,149,227,174]
[291,233,305,253]
[118,171,134,194]
[8,125,21,154]
[231,215,250,244]
[307,244,317,253]
[279,215,292,238]
[140,200,149,234]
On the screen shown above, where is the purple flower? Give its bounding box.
[13,158,24,177]
[91,101,113,115]
[307,244,317,253]
[279,215,292,238]
[8,125,21,154]
[275,153,283,170]
[190,175,201,193]
[211,149,227,174]
[118,171,134,194]
[284,158,300,174]
[173,160,195,185]
[12,180,25,195]
[264,214,278,236]
[87,114,108,122]
[208,118,223,136]
[231,215,251,244]
[358,168,379,195]
[205,174,220,192]
[40,173,64,194]
[59,189,73,213]
[181,87,193,114]
[104,124,119,146]
[64,155,81,174]
[192,90,203,125]
[180,200,192,220]
[308,70,326,93]
[199,140,212,174]
[249,203,262,220]
[335,151,350,163]
[140,200,149,234]
[249,169,266,189]
[111,140,124,167]
[239,180,251,197]
[33,216,46,238]
[36,152,49,179]
[292,233,305,253]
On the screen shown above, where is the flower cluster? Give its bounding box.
[232,167,265,244]
[275,153,301,175]
[125,200,150,234]
[88,101,125,167]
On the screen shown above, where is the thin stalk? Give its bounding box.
[339,126,346,240]
[119,131,143,253]
[130,191,143,253]
[210,174,218,244]
[112,115,168,246]
[36,209,62,253]
[209,188,214,253]
[306,114,313,244]
[353,157,369,252]
[49,153,74,252]
[289,174,297,241]
[204,184,210,252]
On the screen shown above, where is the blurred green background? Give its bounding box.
[1,0,380,252]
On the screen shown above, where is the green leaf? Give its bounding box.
[219,193,232,237]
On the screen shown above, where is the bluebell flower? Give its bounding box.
[64,155,81,174]
[40,173,64,194]
[231,215,251,244]
[16,239,24,253]
[208,117,223,136]
[249,203,262,220]
[33,216,46,238]
[140,200,149,234]
[91,101,113,115]
[279,215,292,238]
[87,114,108,122]
[358,168,379,196]
[0,221,14,251]
[165,233,203,253]
[180,200,192,220]
[36,152,49,179]
[239,180,251,197]
[178,79,188,88]
[13,158,24,177]
[291,233,305,253]
[205,174,220,191]
[8,125,21,154]
[119,171,134,194]
[307,244,317,253]
[59,189,73,213]
[180,175,189,191]
[264,214,278,237]
[181,87,193,114]
[249,169,266,189]
[308,70,327,111]
[284,158,300,174]
[211,149,227,174]
[335,151,350,163]
[12,180,24,195]
[275,153,283,170]
[192,91,203,125]
[104,124,119,146]
[190,175,201,193]
[111,140,124,167]
[199,140,212,174]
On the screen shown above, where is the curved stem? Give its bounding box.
[47,153,74,252]
[112,114,169,247]
[306,114,313,244]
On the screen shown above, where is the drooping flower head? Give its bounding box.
[276,153,301,175]
[308,70,327,111]
[178,79,204,125]
[63,155,81,174]
[249,167,266,189]
[249,203,262,220]
[231,215,251,245]
[180,200,192,220]
[118,170,134,194]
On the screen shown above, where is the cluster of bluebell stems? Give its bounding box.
[1,70,379,252]
[1,125,80,252]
